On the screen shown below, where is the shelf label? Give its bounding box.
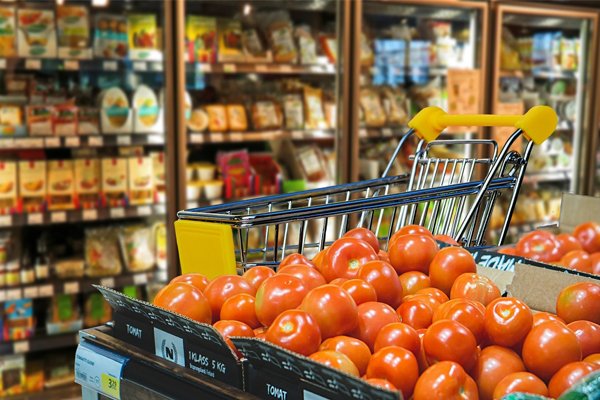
[156,270,168,283]
[223,63,236,73]
[0,290,5,302]
[28,213,43,225]
[133,61,147,71]
[103,61,118,71]
[83,209,98,221]
[255,64,268,72]
[110,207,125,218]
[24,286,39,299]
[18,138,43,148]
[133,273,148,285]
[382,128,393,137]
[0,215,12,227]
[25,59,41,70]
[13,341,29,354]
[154,204,166,215]
[148,135,164,144]
[88,136,103,147]
[64,60,79,70]
[45,137,60,147]
[198,63,211,72]
[0,139,14,148]
[100,277,116,288]
[75,343,128,400]
[154,328,185,366]
[64,281,80,294]
[65,136,80,147]
[137,205,152,216]
[51,211,67,223]
[189,133,204,144]
[310,65,324,73]
[210,133,224,142]
[229,132,243,142]
[359,129,368,138]
[39,284,54,297]
[7,288,21,300]
[0,58,6,69]
[291,131,304,140]
[280,64,292,72]
[117,135,131,146]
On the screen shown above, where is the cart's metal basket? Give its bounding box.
[176,106,558,278]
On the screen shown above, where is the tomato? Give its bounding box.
[557,233,584,253]
[561,250,593,273]
[220,294,261,329]
[450,273,501,306]
[330,278,348,286]
[568,321,600,359]
[341,279,377,305]
[404,293,441,312]
[415,287,449,304]
[492,372,548,400]
[413,361,478,400]
[591,252,600,275]
[533,312,565,327]
[366,346,419,399]
[343,227,380,253]
[170,273,210,292]
[388,234,439,275]
[548,361,600,398]
[397,299,433,330]
[416,331,429,373]
[312,249,327,270]
[277,264,326,290]
[255,274,308,327]
[242,266,275,289]
[213,320,254,358]
[557,282,600,324]
[300,285,358,339]
[434,299,485,344]
[253,326,267,336]
[433,234,459,246]
[573,222,600,253]
[350,302,401,352]
[393,224,434,239]
[498,247,516,255]
[400,271,431,297]
[584,353,600,366]
[308,350,360,376]
[320,336,371,376]
[356,261,403,308]
[423,320,478,370]
[374,322,420,356]
[522,320,582,381]
[203,275,256,323]
[471,345,526,400]
[266,310,321,356]
[484,297,533,347]
[429,247,477,295]
[378,250,390,264]
[365,378,397,391]
[155,283,212,324]
[279,253,317,269]
[515,230,563,262]
[320,238,379,282]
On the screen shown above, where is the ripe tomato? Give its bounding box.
[484,297,533,347]
[415,287,449,304]
[498,247,516,255]
[404,293,441,312]
[357,260,403,308]
[532,312,565,327]
[203,275,257,323]
[397,299,433,330]
[253,326,267,336]
[155,283,212,324]
[330,278,348,286]
[220,294,261,329]
[413,361,478,400]
[374,322,420,356]
[300,285,358,339]
[341,279,377,305]
[568,321,600,358]
[557,233,584,253]
[450,273,501,306]
[320,336,371,376]
[378,250,390,264]
[471,345,526,400]
[350,302,400,352]
[434,299,485,344]
[515,230,563,262]
[242,266,275,289]
[591,252,600,275]
[423,320,478,371]
[433,234,459,246]
[522,320,582,381]
[365,378,397,391]
[548,361,600,398]
[573,222,600,253]
[584,353,600,366]
[400,271,431,297]
[308,350,360,376]
[561,250,593,273]
[393,224,434,239]
[429,247,477,295]
[320,238,379,282]
[492,372,548,400]
[557,282,600,324]
[170,273,210,292]
[255,274,308,327]
[389,234,439,275]
[277,264,326,290]
[266,310,321,356]
[343,227,380,253]
[279,253,317,269]
[213,320,254,358]
[312,249,327,270]
[366,346,419,399]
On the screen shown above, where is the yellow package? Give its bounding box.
[128,156,154,205]
[268,20,296,63]
[18,160,46,213]
[226,105,248,131]
[360,88,386,127]
[206,105,228,132]
[101,158,127,207]
[0,105,22,126]
[128,14,156,50]
[0,6,16,57]
[303,86,327,130]
[217,19,244,62]
[47,160,75,210]
[74,158,100,209]
[0,161,17,213]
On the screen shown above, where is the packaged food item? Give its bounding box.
[101,158,127,207]
[303,86,328,130]
[0,355,25,396]
[128,156,153,205]
[251,99,282,130]
[0,105,22,127]
[5,74,28,96]
[28,79,50,104]
[153,221,167,270]
[99,87,129,129]
[84,292,113,328]
[218,150,250,196]
[26,105,53,136]
[296,146,328,182]
[17,9,57,58]
[226,105,248,131]
[47,160,75,210]
[217,19,244,62]
[56,5,90,59]
[0,161,17,214]
[206,105,228,132]
[283,93,304,130]
[85,227,122,277]
[77,107,100,135]
[320,34,337,64]
[187,108,209,132]
[128,14,157,59]
[119,225,155,272]
[360,33,374,66]
[53,105,77,136]
[204,180,224,200]
[93,13,127,58]
[132,84,159,128]
[381,87,408,125]
[295,25,317,64]
[262,11,296,63]
[53,258,84,279]
[242,28,269,61]
[47,294,82,334]
[185,15,216,63]
[360,88,386,127]
[18,160,46,213]
[24,361,44,393]
[151,152,165,202]
[74,158,100,209]
[0,6,16,57]
[184,90,192,122]
[4,300,34,341]
[46,88,68,105]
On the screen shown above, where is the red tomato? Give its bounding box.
[312,249,327,270]
[388,234,439,275]
[253,326,267,336]
[471,345,526,400]
[300,285,359,339]
[415,287,449,304]
[557,233,584,253]
[277,264,326,291]
[213,320,254,358]
[308,350,360,376]
[393,224,434,239]
[378,250,390,264]
[423,320,478,371]
[330,278,348,286]
[365,378,397,391]
[568,321,600,359]
[203,275,257,323]
[350,302,401,352]
[416,331,429,373]
[397,299,433,330]
[561,250,593,273]
[573,222,600,253]
[584,353,600,366]
[404,293,441,312]
[434,299,485,344]
[484,297,533,347]
[548,361,600,398]
[255,274,308,327]
[522,320,582,381]
[279,253,317,269]
[341,279,378,305]
[434,234,459,246]
[170,273,210,292]
[356,261,403,308]
[155,283,212,324]
[591,252,600,275]
[366,346,419,399]
[413,361,478,400]
[498,247,516,255]
[533,312,565,327]
[220,294,261,329]
[557,282,600,324]
[266,310,321,356]
[515,230,563,262]
[320,336,371,376]
[320,238,379,282]
[343,227,380,253]
[429,247,477,295]
[399,271,431,297]
[450,273,501,306]
[492,372,548,400]
[374,322,420,356]
[242,266,275,289]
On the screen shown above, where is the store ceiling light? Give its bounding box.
[92,0,109,7]
[243,4,251,15]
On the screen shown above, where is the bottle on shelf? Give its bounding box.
[20,249,35,285]
[35,235,50,282]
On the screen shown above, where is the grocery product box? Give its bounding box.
[185,15,216,63]
[0,355,25,396]
[93,13,127,59]
[47,160,75,210]
[101,158,128,207]
[56,5,91,59]
[0,161,18,214]
[75,158,100,209]
[0,6,16,57]
[17,8,57,58]
[3,299,35,341]
[128,14,162,61]
[128,157,154,205]
[0,105,27,137]
[151,152,165,203]
[53,105,77,136]
[18,160,46,213]
[26,105,53,136]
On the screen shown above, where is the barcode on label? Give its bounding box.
[76,371,88,381]
[103,61,118,71]
[117,135,131,146]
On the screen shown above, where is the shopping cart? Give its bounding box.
[176,106,557,279]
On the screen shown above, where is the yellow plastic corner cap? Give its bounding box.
[514,106,557,145]
[408,106,447,142]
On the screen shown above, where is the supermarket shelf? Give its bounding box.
[188,129,335,144]
[523,170,572,184]
[360,126,409,139]
[499,69,578,79]
[0,58,163,73]
[366,65,448,77]
[5,384,81,400]
[0,332,79,356]
[187,62,336,75]
[0,134,165,150]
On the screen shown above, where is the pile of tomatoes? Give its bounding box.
[154,226,600,400]
[501,222,600,275]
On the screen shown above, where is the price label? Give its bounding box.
[199,63,211,72]
[0,215,12,227]
[229,132,243,142]
[21,138,43,148]
[0,290,5,302]
[280,64,292,72]
[64,281,80,294]
[154,204,166,215]
[382,128,393,137]
[45,137,60,147]
[210,133,224,142]
[82,209,98,221]
[75,343,128,400]
[117,135,131,146]
[25,59,41,70]
[156,270,168,283]
[255,64,268,73]
[64,60,79,70]
[148,135,164,144]
[103,61,118,71]
[291,131,304,140]
[65,136,80,147]
[133,273,148,285]
[100,278,116,288]
[51,211,67,223]
[14,139,30,148]
[7,288,21,300]
[28,213,43,225]
[39,285,54,297]
[310,65,324,73]
[88,136,103,147]
[13,341,29,354]
[110,207,125,218]
[0,58,6,69]
[24,286,39,299]
[137,205,152,216]
[189,133,204,143]
[0,139,14,148]
[359,129,368,138]
[223,63,236,73]
[133,61,147,71]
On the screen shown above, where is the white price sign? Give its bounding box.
[44,137,60,147]
[133,61,147,71]
[28,213,43,225]
[7,288,21,300]
[0,215,12,227]
[189,133,203,144]
[64,60,79,70]
[198,63,211,72]
[75,343,128,400]
[137,205,152,216]
[39,285,54,297]
[65,137,80,147]
[291,131,304,141]
[117,135,131,146]
[359,129,368,138]
[13,341,29,354]
[229,132,243,142]
[100,278,116,288]
[154,204,166,215]
[148,135,164,144]
[210,133,224,142]
[382,128,393,137]
[103,61,118,71]
[0,290,5,302]
[133,273,148,285]
[110,207,125,218]
[64,281,80,294]
[82,209,98,221]
[0,58,6,69]
[24,286,39,299]
[88,136,103,147]
[25,59,41,70]
[51,211,67,223]
[0,139,14,148]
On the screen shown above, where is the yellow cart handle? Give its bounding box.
[408,105,557,145]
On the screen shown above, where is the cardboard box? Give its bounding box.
[17,9,57,58]
[128,157,154,205]
[18,160,46,213]
[0,355,25,396]
[0,161,18,214]
[101,158,127,207]
[56,5,91,59]
[47,160,75,210]
[74,158,100,209]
